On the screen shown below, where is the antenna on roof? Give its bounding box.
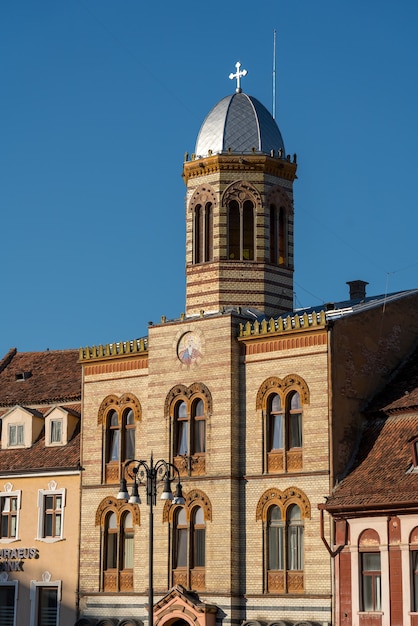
[272,29,277,119]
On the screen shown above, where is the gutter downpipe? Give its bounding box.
[326,321,337,626]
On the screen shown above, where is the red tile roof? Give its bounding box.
[325,414,418,512]
[0,431,80,473]
[0,348,82,472]
[0,348,81,407]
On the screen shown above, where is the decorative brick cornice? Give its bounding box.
[79,337,148,363]
[84,358,148,376]
[182,153,297,184]
[239,310,326,338]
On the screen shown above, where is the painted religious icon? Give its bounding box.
[178,332,202,366]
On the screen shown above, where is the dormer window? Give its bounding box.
[409,436,418,470]
[8,424,24,447]
[50,420,63,444]
[44,407,80,447]
[15,371,32,381]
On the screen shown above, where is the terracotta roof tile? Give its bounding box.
[0,431,80,473]
[0,348,81,407]
[326,414,418,510]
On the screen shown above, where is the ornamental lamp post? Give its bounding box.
[117,455,185,626]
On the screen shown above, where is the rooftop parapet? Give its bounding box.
[238,310,327,338]
[79,337,148,362]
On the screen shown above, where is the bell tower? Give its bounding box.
[183,64,297,318]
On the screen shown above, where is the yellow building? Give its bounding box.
[76,70,418,626]
[0,348,81,626]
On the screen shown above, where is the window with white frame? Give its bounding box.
[30,574,61,626]
[49,420,62,444]
[0,579,18,626]
[8,424,24,447]
[0,484,21,542]
[37,482,66,542]
[358,529,382,612]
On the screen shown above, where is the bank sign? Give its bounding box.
[0,547,39,571]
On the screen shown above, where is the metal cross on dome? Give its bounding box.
[229,61,247,93]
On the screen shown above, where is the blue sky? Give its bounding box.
[2,1,418,356]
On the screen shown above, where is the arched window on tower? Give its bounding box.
[279,207,286,265]
[243,200,254,260]
[228,200,240,260]
[204,203,213,262]
[193,202,213,264]
[269,204,287,265]
[227,198,254,260]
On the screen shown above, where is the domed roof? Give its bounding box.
[195,92,285,158]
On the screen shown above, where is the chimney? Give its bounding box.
[347,280,368,301]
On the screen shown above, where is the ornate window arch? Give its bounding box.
[256,375,309,473]
[98,394,141,484]
[165,384,212,477]
[163,489,211,592]
[189,185,216,264]
[257,487,310,594]
[222,181,261,261]
[266,186,293,267]
[96,496,140,592]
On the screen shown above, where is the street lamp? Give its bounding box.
[117,455,185,626]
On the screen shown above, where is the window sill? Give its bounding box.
[36,537,65,544]
[358,611,384,615]
[0,537,19,544]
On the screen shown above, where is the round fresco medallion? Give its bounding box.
[177,332,202,366]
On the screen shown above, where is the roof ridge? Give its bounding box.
[0,348,17,374]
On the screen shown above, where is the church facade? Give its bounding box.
[75,69,418,626]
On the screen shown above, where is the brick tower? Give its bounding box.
[183,63,297,318]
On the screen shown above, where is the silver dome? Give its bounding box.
[195,92,285,158]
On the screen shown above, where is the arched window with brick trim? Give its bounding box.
[98,394,141,484]
[258,375,309,474]
[257,487,310,595]
[165,489,211,592]
[166,384,212,478]
[266,502,304,593]
[96,497,139,593]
